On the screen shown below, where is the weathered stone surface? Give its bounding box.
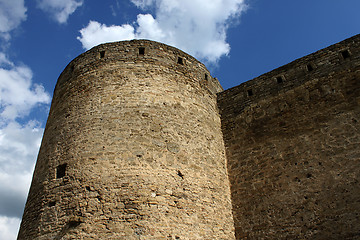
[18,40,234,239]
[218,34,360,239]
[18,35,360,240]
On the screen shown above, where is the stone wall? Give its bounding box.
[218,35,360,239]
[18,40,235,239]
[18,34,360,240]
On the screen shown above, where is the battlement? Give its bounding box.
[218,34,360,117]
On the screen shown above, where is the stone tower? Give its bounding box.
[18,40,235,239]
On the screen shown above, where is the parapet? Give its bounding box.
[56,39,223,97]
[218,34,360,116]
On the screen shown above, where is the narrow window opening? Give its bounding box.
[247,89,253,97]
[205,74,208,81]
[139,47,145,55]
[56,163,67,179]
[276,76,283,84]
[177,57,183,65]
[306,64,314,72]
[68,219,82,228]
[341,50,350,59]
[100,51,105,59]
[177,170,184,179]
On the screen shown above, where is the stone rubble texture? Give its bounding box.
[18,35,360,239]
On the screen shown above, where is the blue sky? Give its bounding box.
[0,0,359,239]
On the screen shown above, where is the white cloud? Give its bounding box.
[136,14,165,40]
[0,216,21,240]
[78,21,136,50]
[0,53,14,67]
[131,0,155,9]
[0,0,27,40]
[110,0,121,17]
[0,2,49,238]
[37,0,83,24]
[0,62,50,121]
[0,121,42,217]
[0,55,50,239]
[77,0,247,63]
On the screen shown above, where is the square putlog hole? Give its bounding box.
[177,57,184,65]
[56,163,67,179]
[139,47,145,55]
[100,51,105,59]
[306,64,314,72]
[341,49,351,59]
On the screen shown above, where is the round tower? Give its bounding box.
[18,40,235,239]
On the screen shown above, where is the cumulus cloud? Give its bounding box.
[0,54,50,239]
[0,53,14,67]
[0,121,43,217]
[0,0,27,40]
[0,216,21,240]
[77,0,247,63]
[37,0,83,24]
[0,63,50,121]
[78,21,136,50]
[0,2,50,237]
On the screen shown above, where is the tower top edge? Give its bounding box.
[77,39,207,70]
[56,39,223,95]
[219,34,360,96]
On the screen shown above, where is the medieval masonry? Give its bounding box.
[18,34,359,239]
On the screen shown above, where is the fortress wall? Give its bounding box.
[218,35,360,239]
[18,40,234,239]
